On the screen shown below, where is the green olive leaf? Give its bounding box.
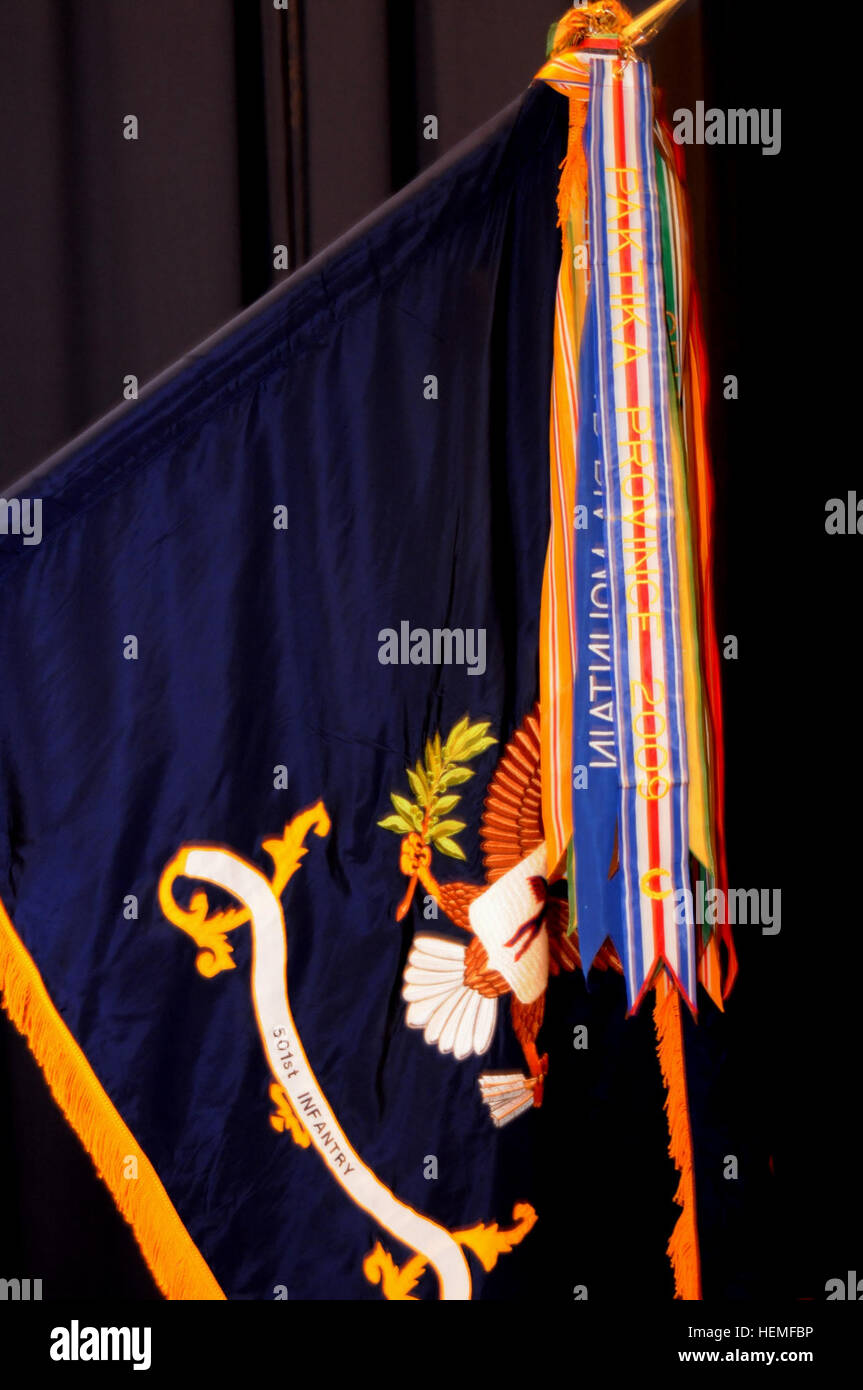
[406,768,428,806]
[429,819,467,840]
[437,765,474,788]
[434,836,467,861]
[442,715,470,761]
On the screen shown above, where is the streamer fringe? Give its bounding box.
[653,974,702,1299]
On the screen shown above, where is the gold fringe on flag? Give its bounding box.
[653,972,702,1299]
[0,896,225,1300]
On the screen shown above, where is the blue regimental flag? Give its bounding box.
[0,85,579,1302]
[0,6,739,1305]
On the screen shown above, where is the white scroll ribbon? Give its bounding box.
[180,846,472,1301]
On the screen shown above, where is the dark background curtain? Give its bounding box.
[2,0,854,1304]
[0,0,722,486]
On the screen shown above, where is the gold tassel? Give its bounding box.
[653,973,702,1299]
[556,96,589,234]
[0,897,224,1300]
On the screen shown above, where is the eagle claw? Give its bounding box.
[528,1053,549,1108]
[399,832,431,878]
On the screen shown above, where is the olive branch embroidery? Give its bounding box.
[378,716,497,918]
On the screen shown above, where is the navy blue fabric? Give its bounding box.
[0,82,762,1300]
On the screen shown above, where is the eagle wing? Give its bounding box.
[544,897,580,974]
[479,703,544,883]
[402,934,499,1060]
[480,703,623,978]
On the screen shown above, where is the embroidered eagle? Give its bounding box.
[380,705,620,1125]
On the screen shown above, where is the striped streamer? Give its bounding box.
[535,15,736,1297]
[536,30,733,1013]
[584,54,695,1008]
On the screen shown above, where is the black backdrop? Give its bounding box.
[1,1,858,1305]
